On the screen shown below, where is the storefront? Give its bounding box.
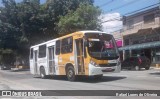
[119,27,160,63]
[116,40,122,47]
[116,40,123,61]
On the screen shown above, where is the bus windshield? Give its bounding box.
[85,33,119,60]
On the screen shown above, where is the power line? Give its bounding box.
[103,26,122,29]
[101,17,121,23]
[101,3,160,23]
[98,0,114,8]
[123,3,160,16]
[104,0,139,13]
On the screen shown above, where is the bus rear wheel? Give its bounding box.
[40,67,46,79]
[66,66,76,81]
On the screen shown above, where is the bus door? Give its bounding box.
[75,38,85,74]
[48,46,55,75]
[33,50,38,74]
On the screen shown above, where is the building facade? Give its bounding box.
[111,30,123,47]
[119,7,160,64]
[111,30,123,61]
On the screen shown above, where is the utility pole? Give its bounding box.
[159,0,160,9]
[159,0,160,26]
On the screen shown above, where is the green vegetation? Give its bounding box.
[58,3,101,34]
[0,0,102,66]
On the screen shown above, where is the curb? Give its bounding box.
[151,66,160,69]
[151,64,160,68]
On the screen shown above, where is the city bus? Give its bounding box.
[29,31,121,81]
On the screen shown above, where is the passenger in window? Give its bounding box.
[104,41,110,49]
[105,41,111,56]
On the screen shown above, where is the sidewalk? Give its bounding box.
[151,63,160,68]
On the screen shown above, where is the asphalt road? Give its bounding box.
[0,67,160,99]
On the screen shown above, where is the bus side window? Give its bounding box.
[61,37,73,54]
[30,48,33,59]
[56,40,60,55]
[39,45,46,58]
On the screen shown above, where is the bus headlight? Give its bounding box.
[90,60,99,67]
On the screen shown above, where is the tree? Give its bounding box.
[0,0,47,61]
[43,0,94,36]
[0,0,101,67]
[58,3,102,34]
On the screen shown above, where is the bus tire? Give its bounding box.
[145,66,150,70]
[40,66,46,79]
[66,66,76,81]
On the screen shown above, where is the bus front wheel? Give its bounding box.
[66,66,76,81]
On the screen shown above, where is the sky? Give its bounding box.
[0,0,159,33]
[94,0,160,33]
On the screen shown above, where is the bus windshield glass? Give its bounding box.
[85,33,119,60]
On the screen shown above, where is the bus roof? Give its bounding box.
[57,30,108,39]
[30,30,108,48]
[80,30,107,34]
[30,38,58,48]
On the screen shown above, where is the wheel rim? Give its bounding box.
[40,68,45,78]
[68,69,73,78]
[135,66,139,70]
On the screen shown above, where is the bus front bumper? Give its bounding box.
[88,63,121,76]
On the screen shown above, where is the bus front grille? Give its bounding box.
[99,63,117,67]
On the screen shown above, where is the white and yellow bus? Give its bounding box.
[29,31,121,81]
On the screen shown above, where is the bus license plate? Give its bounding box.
[102,68,115,72]
[108,60,117,63]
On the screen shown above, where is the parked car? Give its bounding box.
[0,64,11,70]
[121,56,151,70]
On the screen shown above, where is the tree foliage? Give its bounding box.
[58,3,102,34]
[0,0,101,65]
